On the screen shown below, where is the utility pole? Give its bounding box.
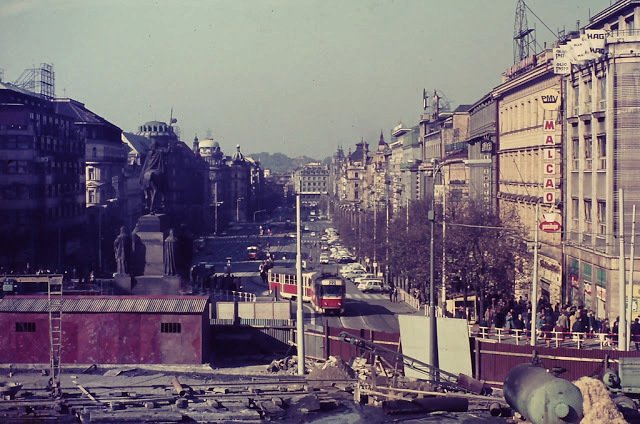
[428,159,441,378]
[627,205,636,348]
[441,182,447,317]
[385,177,390,286]
[620,189,627,351]
[530,203,540,346]
[373,199,377,275]
[295,181,305,374]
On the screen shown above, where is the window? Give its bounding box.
[584,199,593,232]
[92,147,97,158]
[572,138,579,169]
[572,198,579,226]
[160,322,181,333]
[584,80,592,111]
[16,322,36,332]
[572,85,579,115]
[584,136,592,170]
[88,167,95,181]
[597,201,606,235]
[599,77,606,109]
[88,190,95,204]
[597,135,606,170]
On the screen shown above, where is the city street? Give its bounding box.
[194,219,417,333]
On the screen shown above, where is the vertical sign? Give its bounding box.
[541,92,559,205]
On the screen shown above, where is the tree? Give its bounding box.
[387,200,431,296]
[444,198,530,323]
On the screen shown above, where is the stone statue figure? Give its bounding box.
[140,139,171,215]
[113,226,131,275]
[163,228,177,276]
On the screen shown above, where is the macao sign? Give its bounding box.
[543,119,557,204]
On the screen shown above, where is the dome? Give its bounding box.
[198,139,219,149]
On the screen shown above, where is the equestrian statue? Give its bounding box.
[139,139,171,215]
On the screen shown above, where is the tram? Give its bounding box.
[267,266,345,315]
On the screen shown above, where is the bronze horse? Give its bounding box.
[142,169,165,214]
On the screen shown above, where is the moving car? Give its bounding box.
[357,278,384,293]
[247,246,260,260]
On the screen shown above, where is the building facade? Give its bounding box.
[0,82,85,271]
[292,162,329,208]
[564,0,640,319]
[54,99,127,272]
[493,49,564,304]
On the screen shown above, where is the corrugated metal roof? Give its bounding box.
[0,296,208,314]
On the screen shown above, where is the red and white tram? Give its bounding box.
[268,266,345,314]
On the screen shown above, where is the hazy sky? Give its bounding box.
[1,0,608,159]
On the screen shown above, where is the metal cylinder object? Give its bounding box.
[171,376,186,397]
[504,364,583,424]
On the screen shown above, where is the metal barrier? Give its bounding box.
[210,289,255,302]
[468,325,618,350]
[398,287,421,310]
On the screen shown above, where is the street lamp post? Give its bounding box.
[295,179,305,375]
[428,158,443,378]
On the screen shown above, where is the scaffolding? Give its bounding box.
[48,275,63,397]
[513,0,536,63]
[13,63,55,99]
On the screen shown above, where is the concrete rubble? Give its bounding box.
[0,357,512,423]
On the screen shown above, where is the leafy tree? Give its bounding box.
[444,198,530,322]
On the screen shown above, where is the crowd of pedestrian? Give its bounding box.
[477,292,629,345]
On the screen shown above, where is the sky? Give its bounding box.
[1,0,610,160]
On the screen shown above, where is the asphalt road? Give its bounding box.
[194,219,418,333]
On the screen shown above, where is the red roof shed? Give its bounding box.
[0,295,210,365]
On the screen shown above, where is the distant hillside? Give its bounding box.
[248,152,322,173]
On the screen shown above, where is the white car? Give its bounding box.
[319,254,330,264]
[352,274,376,285]
[357,279,384,293]
[341,268,367,279]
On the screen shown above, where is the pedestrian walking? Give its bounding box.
[389,288,394,302]
[393,287,398,302]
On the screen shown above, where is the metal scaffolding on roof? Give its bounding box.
[13,63,55,99]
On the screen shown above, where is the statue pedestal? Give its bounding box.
[116,213,189,295]
[113,273,133,293]
[136,214,170,276]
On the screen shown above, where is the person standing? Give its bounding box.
[631,318,640,350]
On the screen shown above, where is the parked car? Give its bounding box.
[319,254,330,264]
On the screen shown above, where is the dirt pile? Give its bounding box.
[307,356,356,383]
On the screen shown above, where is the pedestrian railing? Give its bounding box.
[398,287,421,310]
[468,325,620,350]
[209,289,256,302]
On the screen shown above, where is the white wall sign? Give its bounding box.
[553,48,570,75]
[540,89,561,111]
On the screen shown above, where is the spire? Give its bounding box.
[192,134,199,154]
[378,130,385,145]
